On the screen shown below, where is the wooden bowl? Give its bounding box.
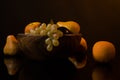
[16,34,85,61]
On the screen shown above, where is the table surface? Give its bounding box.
[1,50,120,80]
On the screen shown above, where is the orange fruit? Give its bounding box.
[24,22,41,33]
[92,41,116,63]
[57,21,80,34]
[3,35,19,55]
[80,37,87,50]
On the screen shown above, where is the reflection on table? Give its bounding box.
[92,64,113,80]
[4,55,120,80]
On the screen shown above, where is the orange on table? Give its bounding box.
[3,35,19,55]
[92,41,116,63]
[57,21,80,34]
[24,22,41,33]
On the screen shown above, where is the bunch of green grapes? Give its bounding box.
[29,23,63,51]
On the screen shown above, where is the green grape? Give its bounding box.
[50,24,58,33]
[36,26,42,30]
[40,30,47,36]
[52,39,59,47]
[46,24,52,31]
[30,29,36,34]
[47,31,53,37]
[51,24,58,28]
[57,30,63,37]
[34,27,41,34]
[27,23,63,51]
[35,27,39,30]
[47,44,53,52]
[52,33,59,39]
[40,23,46,30]
[45,38,52,45]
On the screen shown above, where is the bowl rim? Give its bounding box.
[17,33,82,37]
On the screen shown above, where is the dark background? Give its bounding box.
[0,0,120,80]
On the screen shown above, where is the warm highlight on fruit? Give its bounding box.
[24,22,41,34]
[3,35,19,55]
[92,41,116,63]
[80,37,87,50]
[57,21,80,34]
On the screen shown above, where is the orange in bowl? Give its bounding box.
[24,22,41,34]
[92,41,116,63]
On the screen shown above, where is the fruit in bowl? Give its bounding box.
[3,21,87,69]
